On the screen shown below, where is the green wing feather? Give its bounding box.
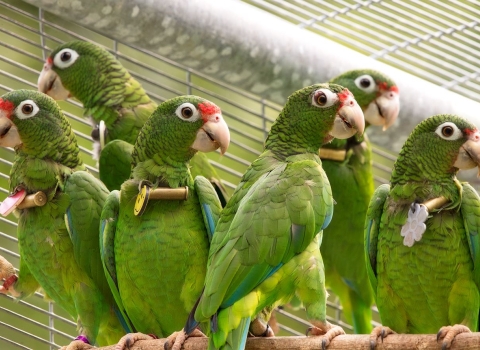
[194,175,223,241]
[460,183,480,290]
[64,171,111,300]
[191,153,230,208]
[364,183,390,297]
[99,140,134,191]
[99,190,135,333]
[197,155,333,319]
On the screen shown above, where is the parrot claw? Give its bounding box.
[59,340,94,350]
[436,324,471,349]
[164,328,205,350]
[321,338,328,350]
[114,332,155,350]
[369,326,395,350]
[306,323,344,349]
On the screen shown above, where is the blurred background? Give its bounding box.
[1,0,480,348]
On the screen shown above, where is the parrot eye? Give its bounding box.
[311,89,338,108]
[435,122,463,141]
[60,51,71,62]
[22,104,33,114]
[175,102,200,122]
[16,100,40,119]
[182,107,194,119]
[442,126,454,137]
[53,48,79,69]
[354,75,376,94]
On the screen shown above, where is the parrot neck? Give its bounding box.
[131,154,193,188]
[264,113,325,159]
[390,155,459,202]
[79,61,151,127]
[15,124,83,169]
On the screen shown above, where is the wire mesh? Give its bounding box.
[243,0,480,102]
[0,0,400,348]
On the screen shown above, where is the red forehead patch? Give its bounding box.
[338,89,352,103]
[198,102,220,116]
[465,128,477,136]
[46,57,53,65]
[0,98,15,118]
[378,82,399,93]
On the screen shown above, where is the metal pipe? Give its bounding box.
[23,0,480,152]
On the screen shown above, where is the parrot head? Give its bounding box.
[266,83,364,153]
[395,115,480,179]
[330,69,399,131]
[0,90,78,160]
[132,95,229,166]
[37,40,119,103]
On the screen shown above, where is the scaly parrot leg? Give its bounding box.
[249,317,275,337]
[307,321,345,350]
[436,324,471,350]
[114,332,155,350]
[59,339,94,350]
[368,326,395,350]
[164,328,205,350]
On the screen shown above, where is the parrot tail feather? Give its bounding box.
[209,316,251,350]
[185,291,203,335]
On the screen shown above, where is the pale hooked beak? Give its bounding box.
[454,131,480,175]
[329,92,365,140]
[364,87,400,131]
[0,111,21,148]
[192,113,230,155]
[37,60,70,100]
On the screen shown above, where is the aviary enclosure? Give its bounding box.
[1,0,480,349]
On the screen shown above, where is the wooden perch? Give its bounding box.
[94,333,480,350]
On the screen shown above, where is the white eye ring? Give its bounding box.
[354,74,376,94]
[311,89,339,108]
[53,48,79,69]
[175,103,200,122]
[435,122,463,141]
[16,100,40,120]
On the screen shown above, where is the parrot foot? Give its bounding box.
[164,328,205,350]
[249,317,275,337]
[436,324,471,350]
[59,340,94,350]
[114,332,155,350]
[369,326,395,350]
[306,321,345,350]
[0,255,20,298]
[268,311,280,335]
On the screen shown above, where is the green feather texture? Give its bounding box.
[365,114,480,335]
[42,40,229,203]
[317,69,398,333]
[47,40,152,137]
[100,95,224,339]
[0,90,125,346]
[189,83,358,350]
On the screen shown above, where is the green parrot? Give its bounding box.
[185,83,365,350]
[37,40,230,204]
[317,69,399,333]
[99,95,230,350]
[365,115,480,349]
[0,90,127,348]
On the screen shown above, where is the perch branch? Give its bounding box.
[94,333,480,350]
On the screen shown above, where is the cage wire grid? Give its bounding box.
[0,0,439,348]
[243,0,480,101]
